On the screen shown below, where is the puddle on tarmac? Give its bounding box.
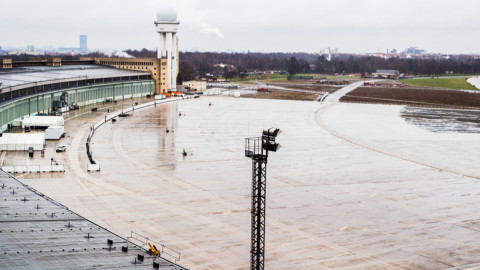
[401,107,480,133]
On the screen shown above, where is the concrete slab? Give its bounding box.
[9,97,480,269]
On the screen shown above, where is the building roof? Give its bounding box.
[375,69,400,74]
[22,116,65,128]
[0,65,149,90]
[0,170,188,269]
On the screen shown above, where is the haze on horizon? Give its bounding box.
[1,0,479,54]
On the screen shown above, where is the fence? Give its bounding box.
[1,164,65,173]
[86,97,185,172]
[128,231,182,266]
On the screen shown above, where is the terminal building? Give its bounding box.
[0,64,153,132]
[0,7,180,133]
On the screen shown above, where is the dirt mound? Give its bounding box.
[341,87,480,108]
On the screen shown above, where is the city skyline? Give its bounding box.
[0,0,479,54]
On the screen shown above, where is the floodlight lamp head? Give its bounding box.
[263,143,281,152]
[262,128,281,138]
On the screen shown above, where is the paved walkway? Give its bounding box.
[323,81,365,102]
[467,76,480,90]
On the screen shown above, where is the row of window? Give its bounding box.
[101,61,154,66]
[0,82,153,127]
[116,66,158,72]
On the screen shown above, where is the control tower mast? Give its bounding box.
[155,7,179,92]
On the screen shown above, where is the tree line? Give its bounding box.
[5,49,479,78]
[124,49,480,78]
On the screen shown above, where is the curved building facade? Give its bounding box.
[0,65,154,132]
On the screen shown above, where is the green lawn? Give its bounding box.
[399,77,478,90]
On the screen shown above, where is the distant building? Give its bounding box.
[0,58,12,69]
[82,57,168,95]
[403,47,425,55]
[27,45,35,51]
[214,63,235,69]
[80,35,87,52]
[183,81,207,92]
[8,50,44,56]
[373,70,400,80]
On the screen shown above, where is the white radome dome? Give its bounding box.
[156,6,177,21]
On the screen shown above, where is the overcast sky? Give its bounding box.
[1,0,479,54]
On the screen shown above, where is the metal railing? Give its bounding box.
[128,231,182,266]
[1,164,65,173]
[85,97,184,172]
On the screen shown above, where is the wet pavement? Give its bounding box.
[402,107,480,133]
[7,97,480,269]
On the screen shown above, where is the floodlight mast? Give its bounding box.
[245,128,281,270]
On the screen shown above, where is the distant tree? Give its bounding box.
[176,73,184,84]
[287,57,299,75]
[114,49,480,77]
[178,61,193,82]
[224,66,237,80]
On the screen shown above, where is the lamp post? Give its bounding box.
[245,128,281,270]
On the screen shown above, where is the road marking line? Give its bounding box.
[315,104,480,181]
[340,226,348,231]
[0,151,6,165]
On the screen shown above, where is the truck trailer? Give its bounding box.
[44,126,65,140]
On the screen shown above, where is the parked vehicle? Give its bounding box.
[45,126,65,140]
[56,145,66,152]
[28,147,34,157]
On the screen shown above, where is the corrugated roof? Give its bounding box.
[0,170,188,269]
[0,65,149,89]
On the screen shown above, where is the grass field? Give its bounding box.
[399,77,478,90]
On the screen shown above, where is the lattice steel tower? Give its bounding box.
[245,128,281,270]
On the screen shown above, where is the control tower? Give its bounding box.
[155,6,179,92]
